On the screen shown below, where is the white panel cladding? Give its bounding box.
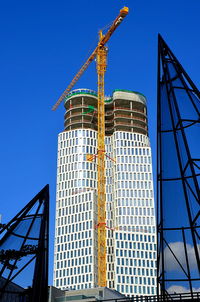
[54,121,157,296]
[113,131,157,296]
[54,91,156,296]
[54,129,98,290]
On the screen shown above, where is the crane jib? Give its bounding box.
[52,7,129,111]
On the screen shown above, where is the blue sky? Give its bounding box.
[0,0,200,285]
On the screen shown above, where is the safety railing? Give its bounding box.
[100,292,200,302]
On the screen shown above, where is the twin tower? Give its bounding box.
[54,89,157,297]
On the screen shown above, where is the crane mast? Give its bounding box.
[96,35,107,286]
[53,7,129,287]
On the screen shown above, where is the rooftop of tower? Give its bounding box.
[64,88,146,104]
[64,89,148,135]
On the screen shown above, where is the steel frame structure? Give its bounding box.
[157,35,200,300]
[0,185,49,302]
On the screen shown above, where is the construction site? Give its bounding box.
[0,4,200,302]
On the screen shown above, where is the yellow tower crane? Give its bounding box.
[52,7,129,287]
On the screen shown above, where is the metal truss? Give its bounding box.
[157,35,200,300]
[0,184,49,302]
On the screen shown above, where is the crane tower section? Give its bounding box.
[96,40,107,287]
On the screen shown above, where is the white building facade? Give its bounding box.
[54,89,157,296]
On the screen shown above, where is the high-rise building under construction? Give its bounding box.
[53,89,157,296]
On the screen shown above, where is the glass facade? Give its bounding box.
[54,90,157,296]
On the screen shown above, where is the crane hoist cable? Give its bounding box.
[52,7,129,287]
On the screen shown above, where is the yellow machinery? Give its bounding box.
[52,7,129,287]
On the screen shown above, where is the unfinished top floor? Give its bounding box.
[64,89,148,136]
